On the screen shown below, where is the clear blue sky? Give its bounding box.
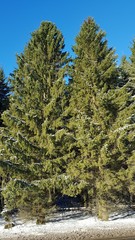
[1,0,135,77]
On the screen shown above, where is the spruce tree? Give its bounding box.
[0,68,9,212]
[1,22,71,221]
[0,69,9,126]
[123,40,135,205]
[64,17,119,219]
[99,45,135,210]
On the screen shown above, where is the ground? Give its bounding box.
[0,208,135,239]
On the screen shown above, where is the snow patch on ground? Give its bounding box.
[0,209,135,238]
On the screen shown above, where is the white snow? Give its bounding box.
[0,209,135,238]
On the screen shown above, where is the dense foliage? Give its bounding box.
[0,17,135,222]
[0,69,9,126]
[0,68,9,211]
[63,18,119,219]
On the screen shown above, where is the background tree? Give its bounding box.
[99,41,135,211]
[0,68,9,126]
[0,68,10,211]
[1,21,72,221]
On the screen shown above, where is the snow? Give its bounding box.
[0,209,135,238]
[114,124,135,132]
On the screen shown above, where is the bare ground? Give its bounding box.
[1,227,135,240]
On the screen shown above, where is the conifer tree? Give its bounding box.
[99,43,135,210]
[64,17,119,219]
[0,69,9,126]
[122,40,135,205]
[1,22,71,221]
[0,68,9,211]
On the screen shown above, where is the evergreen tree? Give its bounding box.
[0,68,9,212]
[118,56,130,87]
[124,40,135,204]
[99,43,135,211]
[0,69,9,126]
[1,21,72,221]
[64,17,119,219]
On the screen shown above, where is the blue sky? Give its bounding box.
[1,0,135,77]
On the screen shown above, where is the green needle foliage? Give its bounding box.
[124,40,135,204]
[1,21,71,220]
[0,17,135,222]
[0,69,9,126]
[64,17,119,219]
[99,41,135,213]
[0,68,9,211]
